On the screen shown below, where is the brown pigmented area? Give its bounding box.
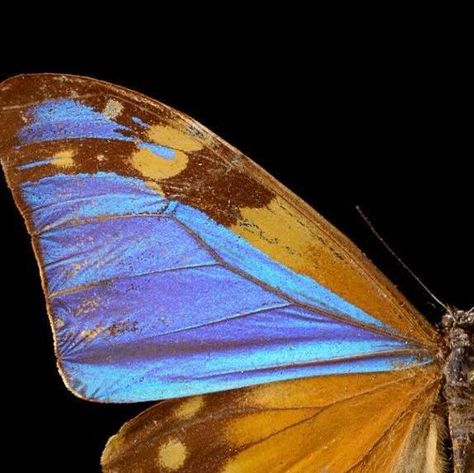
[160,149,274,226]
[0,75,274,227]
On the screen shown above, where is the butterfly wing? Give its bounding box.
[1,74,444,472]
[101,364,444,472]
[0,74,438,403]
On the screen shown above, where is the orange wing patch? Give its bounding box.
[231,192,435,346]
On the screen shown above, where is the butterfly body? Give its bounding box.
[0,74,472,472]
[442,309,474,473]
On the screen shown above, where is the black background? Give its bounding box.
[1,45,472,472]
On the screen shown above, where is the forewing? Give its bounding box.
[0,74,437,403]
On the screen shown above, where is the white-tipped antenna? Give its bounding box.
[356,206,449,312]
[468,306,474,315]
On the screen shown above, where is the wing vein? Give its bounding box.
[171,350,431,381]
[33,210,171,236]
[170,213,429,348]
[48,261,220,299]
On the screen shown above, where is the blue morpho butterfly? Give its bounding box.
[0,74,472,473]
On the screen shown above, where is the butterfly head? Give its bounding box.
[442,308,474,336]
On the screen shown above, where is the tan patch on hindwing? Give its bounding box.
[173,396,205,421]
[156,438,187,471]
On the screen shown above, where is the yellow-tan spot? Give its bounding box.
[156,438,187,471]
[147,124,203,152]
[130,148,188,180]
[97,154,106,162]
[102,99,124,119]
[174,396,204,421]
[243,378,316,409]
[52,149,75,168]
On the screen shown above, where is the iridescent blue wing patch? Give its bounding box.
[20,172,430,402]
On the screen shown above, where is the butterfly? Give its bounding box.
[0,74,472,473]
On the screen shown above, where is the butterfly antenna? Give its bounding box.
[356,205,449,312]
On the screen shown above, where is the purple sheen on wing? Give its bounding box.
[41,216,216,294]
[22,172,169,232]
[20,172,431,402]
